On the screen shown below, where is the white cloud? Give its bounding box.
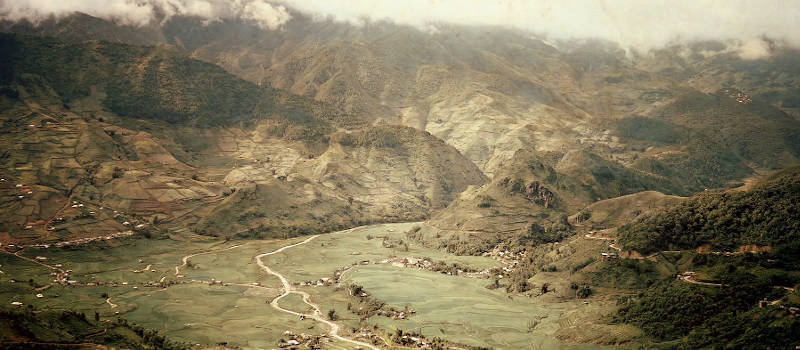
[0,0,292,29]
[735,38,772,60]
[277,0,800,57]
[152,0,216,20]
[2,0,798,57]
[0,0,155,26]
[238,0,291,30]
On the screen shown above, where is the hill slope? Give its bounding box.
[0,35,485,243]
[6,14,800,191]
[426,148,676,252]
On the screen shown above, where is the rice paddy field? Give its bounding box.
[340,265,608,349]
[0,222,635,349]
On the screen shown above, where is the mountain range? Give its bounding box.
[1,9,800,349]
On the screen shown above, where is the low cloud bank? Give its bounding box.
[279,0,799,59]
[2,0,798,59]
[0,0,291,30]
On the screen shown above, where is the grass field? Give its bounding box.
[0,223,635,349]
[343,264,628,349]
[118,283,325,348]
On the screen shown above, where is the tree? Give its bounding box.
[576,285,591,298]
[101,292,109,299]
[327,309,337,320]
[540,283,550,294]
[94,311,100,322]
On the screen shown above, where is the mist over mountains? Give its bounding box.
[5,0,800,59]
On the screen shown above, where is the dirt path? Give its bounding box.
[584,233,614,241]
[255,231,380,350]
[590,235,744,259]
[105,298,117,308]
[585,236,777,289]
[1,249,65,274]
[174,243,249,276]
[132,264,152,273]
[679,273,723,287]
[43,194,73,238]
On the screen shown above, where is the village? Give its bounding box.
[1,167,151,250]
[720,87,753,104]
[276,327,447,349]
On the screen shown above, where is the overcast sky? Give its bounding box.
[2,0,799,58]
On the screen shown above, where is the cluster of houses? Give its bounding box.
[207,278,230,287]
[782,305,799,317]
[351,328,386,347]
[14,183,34,201]
[375,306,414,320]
[388,329,441,349]
[385,257,492,278]
[28,230,136,250]
[0,243,22,253]
[600,252,619,259]
[2,181,34,201]
[482,248,524,271]
[309,259,383,288]
[759,297,800,317]
[279,330,330,349]
[720,88,753,104]
[142,280,175,288]
[297,277,332,287]
[11,201,143,249]
[388,257,427,268]
[49,267,74,285]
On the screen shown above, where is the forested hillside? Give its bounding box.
[618,166,800,258]
[612,167,800,347]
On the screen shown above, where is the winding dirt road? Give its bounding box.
[255,234,380,350]
[584,233,614,241]
[174,243,248,276]
[105,297,117,308]
[0,249,65,275]
[679,273,723,287]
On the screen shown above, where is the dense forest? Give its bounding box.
[615,274,800,348]
[617,166,800,259]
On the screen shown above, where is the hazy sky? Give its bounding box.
[2,0,799,58]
